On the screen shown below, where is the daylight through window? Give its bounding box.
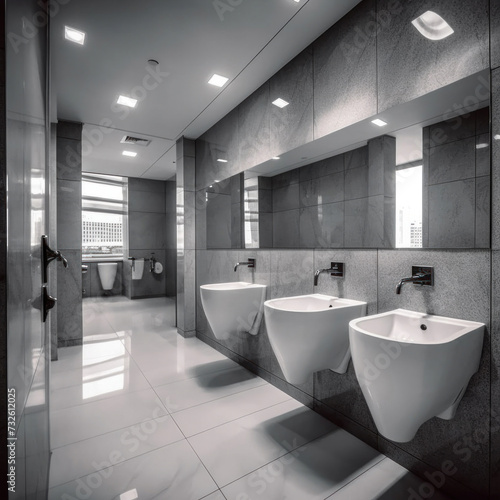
[82,173,128,258]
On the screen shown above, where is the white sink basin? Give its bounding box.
[349,309,484,442]
[264,294,367,384]
[200,282,266,340]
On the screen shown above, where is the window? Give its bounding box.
[82,173,128,258]
[396,165,422,248]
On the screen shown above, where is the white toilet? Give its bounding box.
[97,263,117,290]
[349,309,485,442]
[264,294,367,385]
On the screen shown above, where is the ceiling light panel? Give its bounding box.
[64,26,86,45]
[371,118,388,127]
[272,98,289,108]
[122,151,137,157]
[411,11,454,40]
[117,95,137,108]
[208,74,229,87]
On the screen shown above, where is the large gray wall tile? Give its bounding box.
[270,47,313,156]
[273,210,299,248]
[313,0,377,139]
[299,171,344,207]
[428,180,475,248]
[128,188,166,213]
[377,0,489,112]
[428,138,476,185]
[206,192,231,249]
[57,138,81,181]
[272,183,299,212]
[128,212,166,250]
[239,82,271,170]
[299,154,344,182]
[269,249,314,299]
[299,203,344,248]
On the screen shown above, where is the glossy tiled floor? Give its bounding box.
[48,296,449,500]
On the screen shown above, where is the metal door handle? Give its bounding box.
[41,235,68,284]
[41,285,57,322]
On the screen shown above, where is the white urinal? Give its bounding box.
[97,263,117,290]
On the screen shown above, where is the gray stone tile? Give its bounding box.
[57,249,82,346]
[57,120,82,141]
[57,138,81,181]
[493,0,500,70]
[313,249,378,315]
[128,212,166,250]
[272,183,299,213]
[428,137,476,185]
[491,250,500,499]
[475,175,490,248]
[175,137,195,161]
[128,187,166,213]
[345,146,368,171]
[215,107,240,175]
[425,113,476,149]
[128,177,166,194]
[299,154,344,182]
[269,249,314,299]
[377,0,489,112]
[345,196,393,248]
[368,135,396,197]
[428,180,475,248]
[377,249,490,323]
[344,165,369,201]
[258,213,273,249]
[270,47,313,156]
[271,168,300,189]
[476,106,489,135]
[206,192,232,249]
[272,209,299,248]
[57,179,82,251]
[258,188,273,213]
[238,82,271,170]
[299,171,344,207]
[476,133,490,177]
[299,203,344,248]
[313,0,377,139]
[493,69,500,250]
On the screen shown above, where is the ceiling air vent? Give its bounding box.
[120,135,151,147]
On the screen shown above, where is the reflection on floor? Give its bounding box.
[48,296,449,499]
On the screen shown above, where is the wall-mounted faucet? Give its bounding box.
[314,262,344,286]
[396,266,434,294]
[149,252,156,273]
[234,258,255,272]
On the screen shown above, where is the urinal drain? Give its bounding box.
[420,324,427,330]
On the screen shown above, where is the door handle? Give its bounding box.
[41,285,57,323]
[41,235,68,284]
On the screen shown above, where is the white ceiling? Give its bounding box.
[51,0,363,180]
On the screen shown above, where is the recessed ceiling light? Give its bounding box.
[476,143,489,149]
[272,98,289,108]
[217,158,228,163]
[117,95,137,108]
[371,118,388,127]
[119,489,138,500]
[64,26,86,45]
[208,74,229,87]
[122,151,137,157]
[272,156,280,160]
[411,11,454,40]
[494,134,500,140]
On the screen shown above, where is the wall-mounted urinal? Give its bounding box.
[349,309,484,442]
[97,263,117,291]
[200,282,266,340]
[264,294,367,385]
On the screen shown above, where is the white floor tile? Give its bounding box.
[328,457,451,500]
[201,491,226,500]
[154,365,268,413]
[48,440,218,500]
[49,415,184,487]
[51,356,150,410]
[51,388,167,448]
[188,399,337,487]
[173,383,291,437]
[222,430,383,500]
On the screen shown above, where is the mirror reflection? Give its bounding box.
[203,103,490,250]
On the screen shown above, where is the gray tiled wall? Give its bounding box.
[56,121,83,348]
[423,108,490,249]
[125,178,175,299]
